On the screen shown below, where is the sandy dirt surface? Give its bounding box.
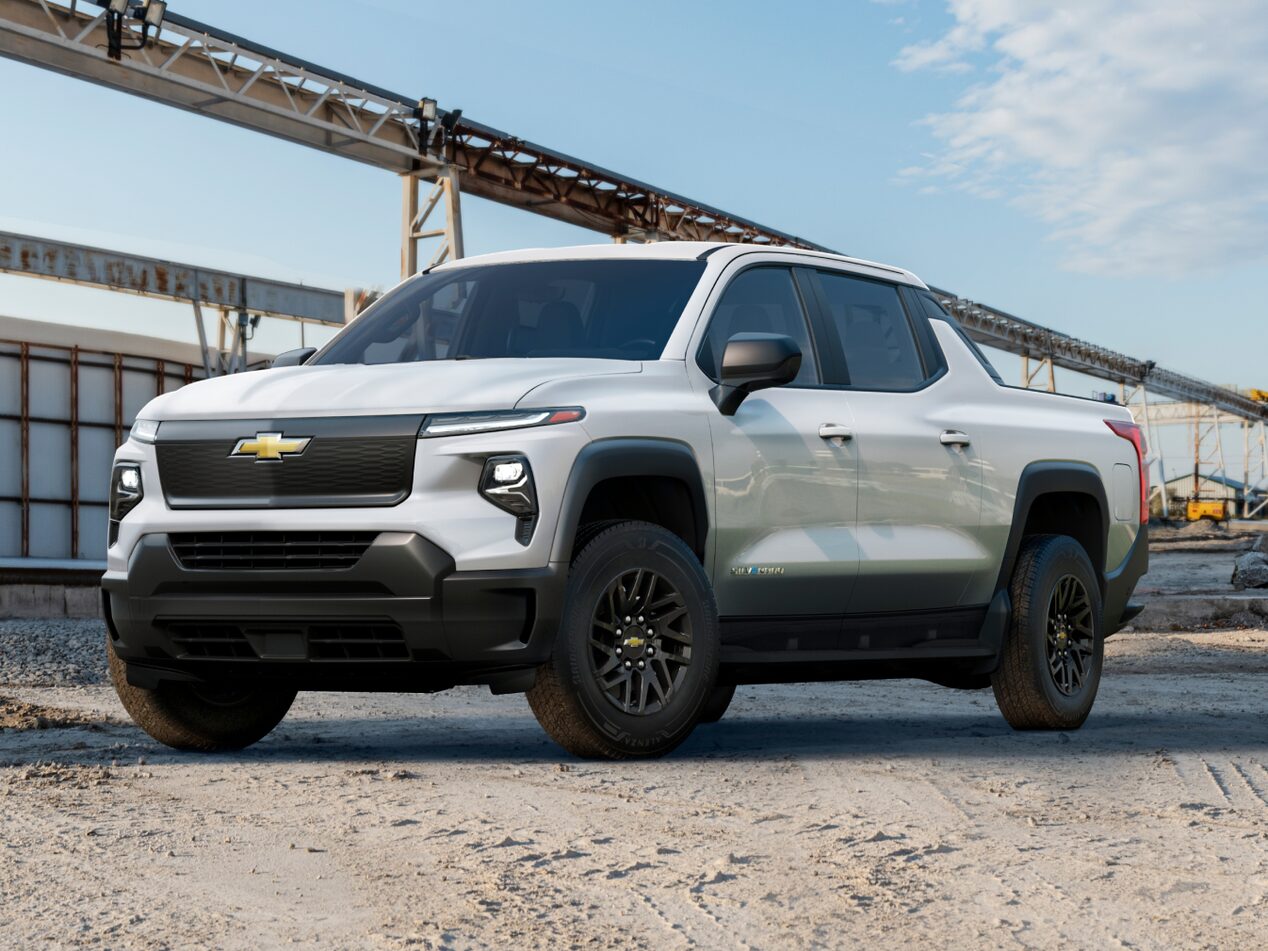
[2,624,1267,949]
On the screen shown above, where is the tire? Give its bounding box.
[991,534,1105,731]
[526,520,721,759]
[107,634,296,751]
[698,682,737,724]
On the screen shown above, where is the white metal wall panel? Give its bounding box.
[0,419,17,498]
[0,334,202,563]
[78,363,117,425]
[30,350,70,418]
[28,502,70,559]
[0,502,18,556]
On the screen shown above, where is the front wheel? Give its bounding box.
[698,682,737,724]
[526,521,720,759]
[107,635,296,751]
[991,534,1104,730]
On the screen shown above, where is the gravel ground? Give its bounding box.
[1,619,1267,949]
[0,619,109,687]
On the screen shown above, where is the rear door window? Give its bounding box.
[814,271,927,390]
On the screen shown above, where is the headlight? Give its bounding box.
[479,454,537,545]
[108,463,144,547]
[419,407,584,438]
[130,418,160,443]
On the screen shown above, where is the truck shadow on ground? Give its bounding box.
[263,708,1268,763]
[5,705,1263,767]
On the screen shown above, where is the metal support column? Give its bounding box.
[612,228,658,245]
[70,345,79,557]
[1021,353,1056,391]
[112,353,123,447]
[213,307,252,374]
[1244,420,1268,519]
[191,300,215,378]
[18,341,29,557]
[401,166,464,279]
[1123,383,1167,519]
[1192,404,1229,508]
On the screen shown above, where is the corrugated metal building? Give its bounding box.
[0,314,206,569]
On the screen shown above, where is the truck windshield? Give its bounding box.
[312,259,706,366]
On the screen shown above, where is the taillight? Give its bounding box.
[1105,420,1149,524]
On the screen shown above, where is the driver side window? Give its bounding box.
[697,267,819,385]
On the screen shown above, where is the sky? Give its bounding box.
[0,0,1265,481]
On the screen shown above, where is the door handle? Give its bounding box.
[940,430,971,447]
[819,424,853,442]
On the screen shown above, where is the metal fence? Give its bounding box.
[0,337,201,563]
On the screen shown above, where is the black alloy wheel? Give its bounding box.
[526,520,720,759]
[991,533,1105,731]
[1046,574,1095,696]
[588,567,693,716]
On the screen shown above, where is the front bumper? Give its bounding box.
[103,532,564,691]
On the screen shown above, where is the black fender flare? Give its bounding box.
[549,438,709,563]
[994,461,1109,596]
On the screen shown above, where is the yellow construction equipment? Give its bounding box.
[1248,389,1268,403]
[1186,499,1230,522]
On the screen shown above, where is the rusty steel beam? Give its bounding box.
[441,125,830,247]
[0,229,345,324]
[0,0,430,172]
[0,0,829,251]
[929,286,1268,423]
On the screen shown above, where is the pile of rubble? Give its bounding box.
[1231,536,1268,590]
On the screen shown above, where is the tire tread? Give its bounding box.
[991,534,1102,730]
[526,520,718,759]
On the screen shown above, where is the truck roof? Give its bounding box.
[432,242,927,288]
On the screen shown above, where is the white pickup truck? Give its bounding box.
[102,242,1148,758]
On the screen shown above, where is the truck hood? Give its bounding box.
[143,358,640,420]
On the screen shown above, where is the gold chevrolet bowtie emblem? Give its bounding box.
[230,432,311,462]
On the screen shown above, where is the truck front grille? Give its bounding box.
[169,532,379,571]
[154,416,421,509]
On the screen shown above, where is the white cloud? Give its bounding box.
[895,1,1268,275]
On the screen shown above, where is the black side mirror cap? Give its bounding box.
[272,347,317,368]
[711,333,802,416]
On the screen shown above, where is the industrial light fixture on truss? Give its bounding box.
[418,97,463,155]
[104,0,165,61]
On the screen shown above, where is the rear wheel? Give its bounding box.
[526,521,720,759]
[991,534,1104,730]
[107,634,295,751]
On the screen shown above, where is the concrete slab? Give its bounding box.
[0,585,101,619]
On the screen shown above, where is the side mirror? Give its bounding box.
[272,347,316,368]
[711,333,802,416]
